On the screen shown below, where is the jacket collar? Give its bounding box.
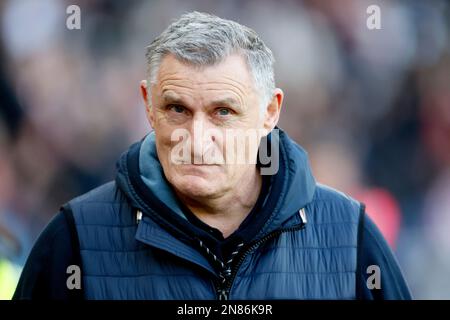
[115,127,316,250]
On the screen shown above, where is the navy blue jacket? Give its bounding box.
[14,129,412,300]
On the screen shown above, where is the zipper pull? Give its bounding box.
[218,289,228,300]
[299,208,307,224]
[136,210,142,223]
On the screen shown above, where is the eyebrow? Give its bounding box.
[161,92,185,105]
[160,92,243,111]
[210,97,242,110]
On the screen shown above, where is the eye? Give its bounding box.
[168,104,185,113]
[217,108,231,116]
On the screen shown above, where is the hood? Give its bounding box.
[115,128,316,238]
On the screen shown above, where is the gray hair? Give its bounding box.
[145,11,275,110]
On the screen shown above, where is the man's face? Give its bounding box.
[141,54,279,199]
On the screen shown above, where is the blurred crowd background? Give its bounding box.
[0,0,449,299]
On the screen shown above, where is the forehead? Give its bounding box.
[153,54,255,96]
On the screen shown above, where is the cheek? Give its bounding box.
[223,164,246,184]
[153,109,168,125]
[155,135,174,164]
[153,115,180,143]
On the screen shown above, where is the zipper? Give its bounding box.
[129,149,308,300]
[216,217,307,300]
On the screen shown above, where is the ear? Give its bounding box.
[140,80,154,127]
[262,88,283,133]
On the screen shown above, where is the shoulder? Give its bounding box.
[34,212,73,253]
[65,181,134,227]
[306,183,363,224]
[68,181,122,205]
[13,211,80,299]
[360,214,397,264]
[313,183,360,206]
[357,213,412,299]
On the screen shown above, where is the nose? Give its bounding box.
[190,114,221,164]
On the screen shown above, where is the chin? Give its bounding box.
[172,175,220,198]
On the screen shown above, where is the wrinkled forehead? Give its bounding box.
[152,54,256,97]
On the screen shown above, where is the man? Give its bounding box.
[14,12,411,300]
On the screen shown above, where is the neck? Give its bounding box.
[176,167,263,238]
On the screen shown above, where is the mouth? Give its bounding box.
[177,163,221,174]
[179,163,220,167]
